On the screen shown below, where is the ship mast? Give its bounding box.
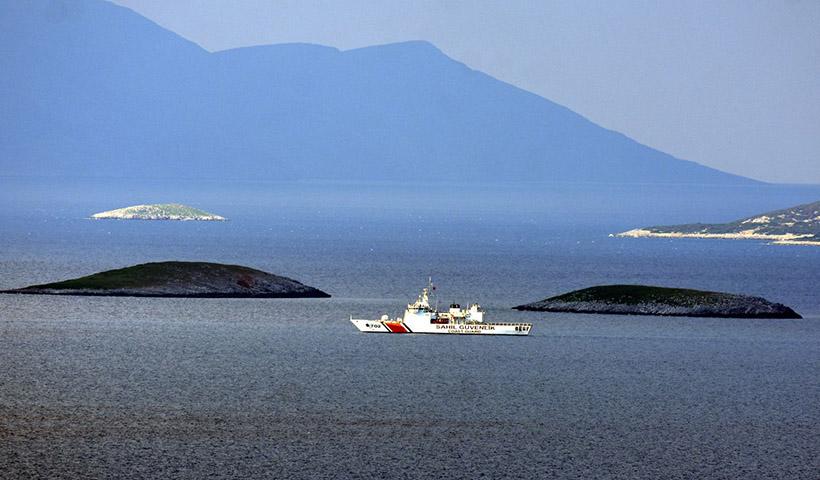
[429,276,439,312]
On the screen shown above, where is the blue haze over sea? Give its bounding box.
[1,178,818,478]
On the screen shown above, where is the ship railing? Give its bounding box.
[485,322,533,326]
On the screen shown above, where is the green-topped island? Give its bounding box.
[1,261,330,298]
[514,284,801,319]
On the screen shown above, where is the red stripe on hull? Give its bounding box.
[384,322,409,333]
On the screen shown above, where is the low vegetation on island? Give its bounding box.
[91,204,226,221]
[1,261,330,298]
[514,285,801,319]
[616,200,819,246]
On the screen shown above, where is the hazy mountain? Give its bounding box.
[1,0,757,185]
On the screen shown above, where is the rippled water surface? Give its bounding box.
[1,182,819,479]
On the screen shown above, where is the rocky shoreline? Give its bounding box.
[615,200,819,246]
[617,229,819,245]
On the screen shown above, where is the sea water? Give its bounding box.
[1,179,818,479]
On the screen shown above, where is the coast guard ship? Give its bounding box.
[351,281,532,335]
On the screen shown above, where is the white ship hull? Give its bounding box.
[351,318,531,335]
[350,281,531,336]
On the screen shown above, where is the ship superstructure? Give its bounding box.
[351,281,531,335]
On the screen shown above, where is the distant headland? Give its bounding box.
[616,200,819,246]
[1,261,330,298]
[514,285,801,319]
[91,204,226,221]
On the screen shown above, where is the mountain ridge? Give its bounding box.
[0,0,759,186]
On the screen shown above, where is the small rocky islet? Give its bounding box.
[91,203,226,221]
[3,264,799,319]
[1,261,330,298]
[514,284,801,319]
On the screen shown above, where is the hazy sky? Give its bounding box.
[112,0,819,184]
